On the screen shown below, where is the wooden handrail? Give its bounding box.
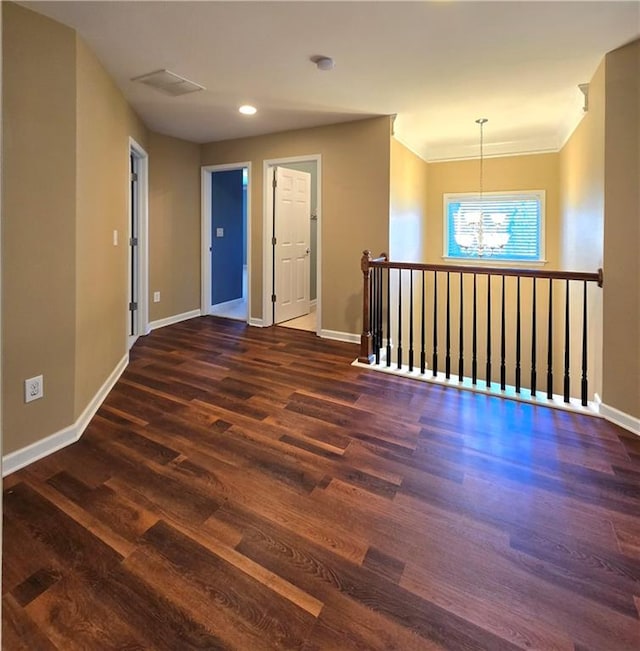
[368,259,603,287]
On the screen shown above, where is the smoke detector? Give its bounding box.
[311,56,335,71]
[131,69,205,96]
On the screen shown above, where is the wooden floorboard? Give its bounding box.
[3,316,640,650]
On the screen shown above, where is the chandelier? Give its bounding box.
[454,118,510,257]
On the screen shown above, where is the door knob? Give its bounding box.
[305,248,311,255]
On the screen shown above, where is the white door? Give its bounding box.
[128,152,139,350]
[274,166,311,323]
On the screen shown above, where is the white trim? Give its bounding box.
[2,354,129,477]
[76,356,128,439]
[148,309,201,331]
[249,317,266,328]
[263,161,270,327]
[599,403,640,436]
[320,329,360,344]
[424,140,560,163]
[201,166,211,315]
[128,138,150,340]
[3,426,78,479]
[310,299,317,309]
[201,162,252,322]
[263,155,322,334]
[352,357,602,418]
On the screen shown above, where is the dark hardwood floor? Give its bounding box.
[3,316,640,650]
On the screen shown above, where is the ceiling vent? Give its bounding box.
[131,69,205,97]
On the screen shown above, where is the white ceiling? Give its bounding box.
[23,1,640,161]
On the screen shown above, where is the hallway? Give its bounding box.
[4,316,639,650]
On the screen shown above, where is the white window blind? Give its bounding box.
[444,191,545,262]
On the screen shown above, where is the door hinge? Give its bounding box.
[129,301,138,312]
[131,172,138,182]
[272,177,277,189]
[129,237,138,246]
[271,236,277,246]
[271,294,276,303]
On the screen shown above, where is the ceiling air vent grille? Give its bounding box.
[131,69,205,96]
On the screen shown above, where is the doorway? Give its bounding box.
[201,163,251,322]
[128,138,149,349]
[264,155,321,334]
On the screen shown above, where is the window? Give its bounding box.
[444,191,545,263]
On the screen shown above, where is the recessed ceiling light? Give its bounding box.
[239,105,257,115]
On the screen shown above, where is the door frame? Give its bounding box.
[128,137,149,349]
[201,162,252,321]
[263,154,321,333]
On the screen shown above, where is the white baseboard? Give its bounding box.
[2,354,129,477]
[599,402,640,436]
[310,299,317,308]
[148,309,201,331]
[320,329,360,344]
[2,423,79,479]
[249,318,265,327]
[352,357,601,418]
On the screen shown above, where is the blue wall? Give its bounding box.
[211,170,244,305]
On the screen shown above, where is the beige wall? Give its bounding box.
[559,62,606,272]
[559,59,605,401]
[2,3,77,453]
[148,132,200,322]
[201,117,392,335]
[388,138,428,372]
[602,39,640,418]
[75,36,147,416]
[2,4,148,455]
[389,138,429,262]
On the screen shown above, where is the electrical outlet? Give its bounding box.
[153,291,160,303]
[25,375,44,403]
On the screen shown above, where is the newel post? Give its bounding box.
[359,250,375,364]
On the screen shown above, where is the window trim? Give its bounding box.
[442,189,546,266]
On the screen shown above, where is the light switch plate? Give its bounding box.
[216,227,224,237]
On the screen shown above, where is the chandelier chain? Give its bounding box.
[476,117,487,200]
[454,117,508,257]
[480,121,483,197]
